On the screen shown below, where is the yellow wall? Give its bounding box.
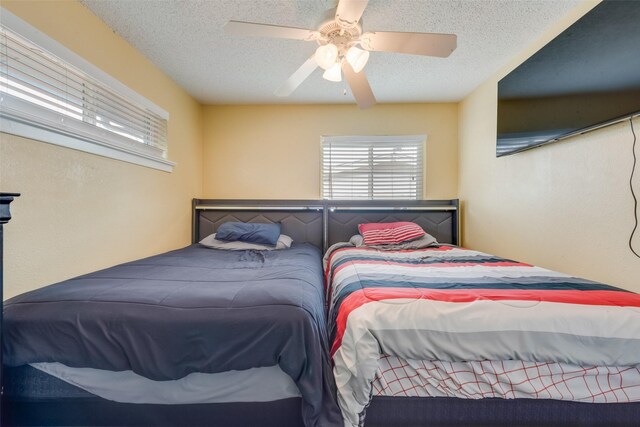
[0,1,203,298]
[5,0,635,299]
[203,104,458,199]
[458,0,640,292]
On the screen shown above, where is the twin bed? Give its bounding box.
[2,199,639,426]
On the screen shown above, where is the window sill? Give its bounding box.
[1,108,175,173]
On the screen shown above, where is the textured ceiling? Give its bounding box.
[79,0,581,105]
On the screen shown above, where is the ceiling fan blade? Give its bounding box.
[335,0,369,28]
[274,55,319,97]
[342,61,375,109]
[361,31,457,57]
[224,21,319,41]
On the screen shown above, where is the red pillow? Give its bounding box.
[358,222,426,245]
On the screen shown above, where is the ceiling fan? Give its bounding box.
[224,0,457,109]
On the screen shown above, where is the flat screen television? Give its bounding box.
[496,0,640,157]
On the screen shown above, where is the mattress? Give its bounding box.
[29,362,300,404]
[3,364,306,427]
[324,243,640,427]
[3,243,342,427]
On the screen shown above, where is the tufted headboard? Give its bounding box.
[192,200,324,249]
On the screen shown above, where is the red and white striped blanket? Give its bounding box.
[325,244,640,427]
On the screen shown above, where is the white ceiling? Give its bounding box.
[79,0,580,105]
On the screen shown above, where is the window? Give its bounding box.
[321,135,425,200]
[0,9,173,172]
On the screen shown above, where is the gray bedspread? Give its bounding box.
[3,243,341,427]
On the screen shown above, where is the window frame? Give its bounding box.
[321,134,426,200]
[0,8,174,172]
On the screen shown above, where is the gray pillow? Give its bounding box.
[200,234,293,251]
[349,233,438,250]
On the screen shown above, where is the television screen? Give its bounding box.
[496,0,640,157]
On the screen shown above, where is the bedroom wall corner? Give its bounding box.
[202,103,458,200]
[0,0,204,299]
[458,0,640,292]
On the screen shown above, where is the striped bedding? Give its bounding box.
[324,244,640,427]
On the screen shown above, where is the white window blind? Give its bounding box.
[0,10,173,172]
[322,135,425,200]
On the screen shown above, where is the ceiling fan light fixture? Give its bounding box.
[225,0,457,109]
[346,46,369,73]
[315,43,338,70]
[322,62,342,82]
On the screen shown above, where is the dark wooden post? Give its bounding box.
[0,192,20,419]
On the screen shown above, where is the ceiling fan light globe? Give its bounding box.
[322,62,342,82]
[315,43,338,70]
[346,46,370,73]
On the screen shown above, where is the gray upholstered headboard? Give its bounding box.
[326,200,459,248]
[192,199,460,251]
[192,200,324,249]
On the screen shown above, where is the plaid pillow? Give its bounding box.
[358,222,426,245]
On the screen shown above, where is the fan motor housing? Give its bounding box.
[317,8,362,49]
